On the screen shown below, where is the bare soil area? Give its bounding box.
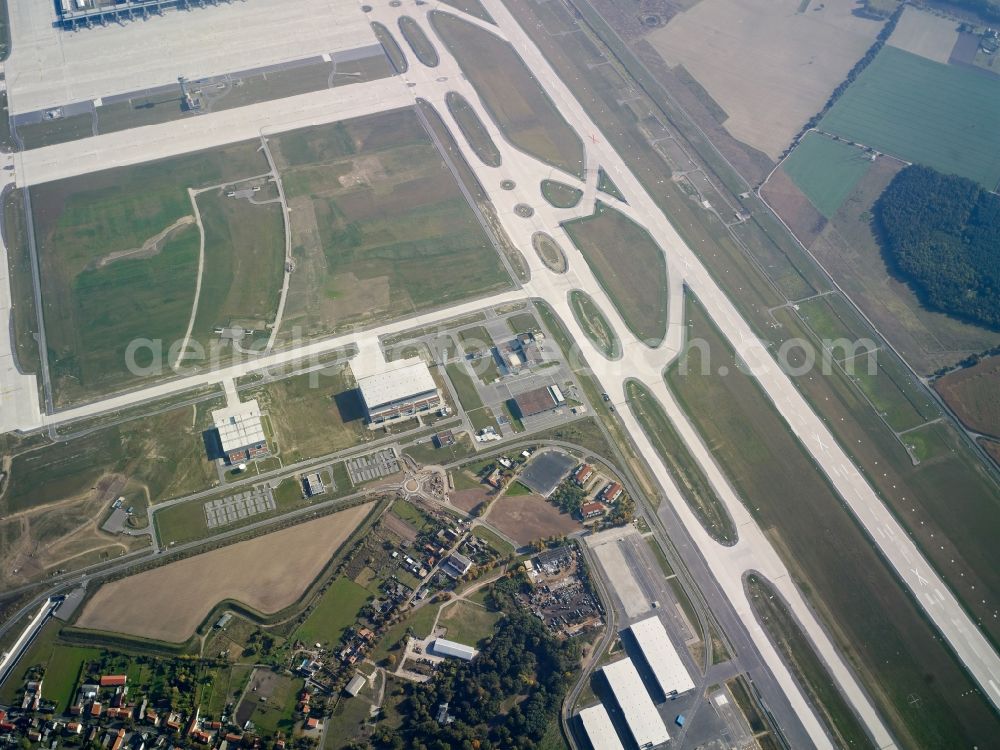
[485,493,581,546]
[934,358,1000,439]
[887,7,960,64]
[449,487,493,513]
[649,0,882,158]
[75,503,373,642]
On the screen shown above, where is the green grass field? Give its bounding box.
[446,91,502,168]
[820,46,1000,189]
[540,179,583,208]
[596,168,625,201]
[431,11,585,178]
[746,574,872,750]
[626,380,735,544]
[563,202,668,345]
[190,188,285,344]
[398,16,440,67]
[438,600,501,646]
[372,22,408,73]
[273,108,510,339]
[0,623,99,713]
[437,0,494,23]
[294,577,372,646]
[30,141,270,404]
[3,190,41,375]
[569,290,621,359]
[781,133,873,217]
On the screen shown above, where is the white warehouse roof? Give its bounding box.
[432,638,477,661]
[601,659,669,749]
[578,704,625,750]
[212,399,266,452]
[355,357,437,409]
[630,616,696,698]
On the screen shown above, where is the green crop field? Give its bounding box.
[780,133,873,217]
[431,11,585,178]
[820,46,1000,189]
[295,577,372,646]
[29,141,270,404]
[563,202,668,345]
[273,108,510,340]
[568,290,620,359]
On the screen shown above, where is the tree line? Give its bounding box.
[875,165,1000,330]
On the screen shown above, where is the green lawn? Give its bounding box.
[398,15,440,66]
[540,179,583,208]
[295,577,372,646]
[596,167,625,201]
[437,0,495,23]
[372,22,408,73]
[472,524,515,555]
[446,91,502,168]
[820,46,1000,189]
[781,132,873,217]
[626,380,736,544]
[438,600,501,646]
[446,362,485,412]
[431,11,584,178]
[563,202,668,345]
[569,289,621,359]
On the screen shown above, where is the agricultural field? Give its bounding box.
[563,203,668,345]
[446,91,502,167]
[271,107,510,342]
[934,357,1000,439]
[75,504,373,643]
[625,380,735,545]
[431,11,585,178]
[886,7,960,64]
[568,290,620,360]
[28,141,271,404]
[667,296,1000,747]
[808,156,1000,374]
[820,45,1000,189]
[648,0,882,158]
[484,492,581,546]
[242,362,373,463]
[437,599,501,646]
[779,132,873,218]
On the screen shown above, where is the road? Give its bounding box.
[0,0,996,746]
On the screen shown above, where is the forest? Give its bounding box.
[875,165,999,330]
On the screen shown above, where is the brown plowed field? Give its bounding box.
[75,503,373,642]
[486,494,581,546]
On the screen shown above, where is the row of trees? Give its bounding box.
[875,165,1000,330]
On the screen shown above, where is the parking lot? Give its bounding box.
[347,448,400,484]
[204,488,276,529]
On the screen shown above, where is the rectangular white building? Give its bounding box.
[354,357,441,423]
[578,704,625,750]
[211,399,269,464]
[432,638,477,661]
[629,616,696,698]
[601,659,669,749]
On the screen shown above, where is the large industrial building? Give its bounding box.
[431,638,477,661]
[601,659,669,749]
[578,704,625,750]
[354,358,441,424]
[211,400,269,465]
[510,383,565,419]
[629,616,696,699]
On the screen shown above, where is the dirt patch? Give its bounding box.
[90,215,195,270]
[648,0,882,158]
[75,503,373,642]
[382,511,418,543]
[450,487,493,513]
[761,168,827,247]
[485,493,581,546]
[934,358,1000,438]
